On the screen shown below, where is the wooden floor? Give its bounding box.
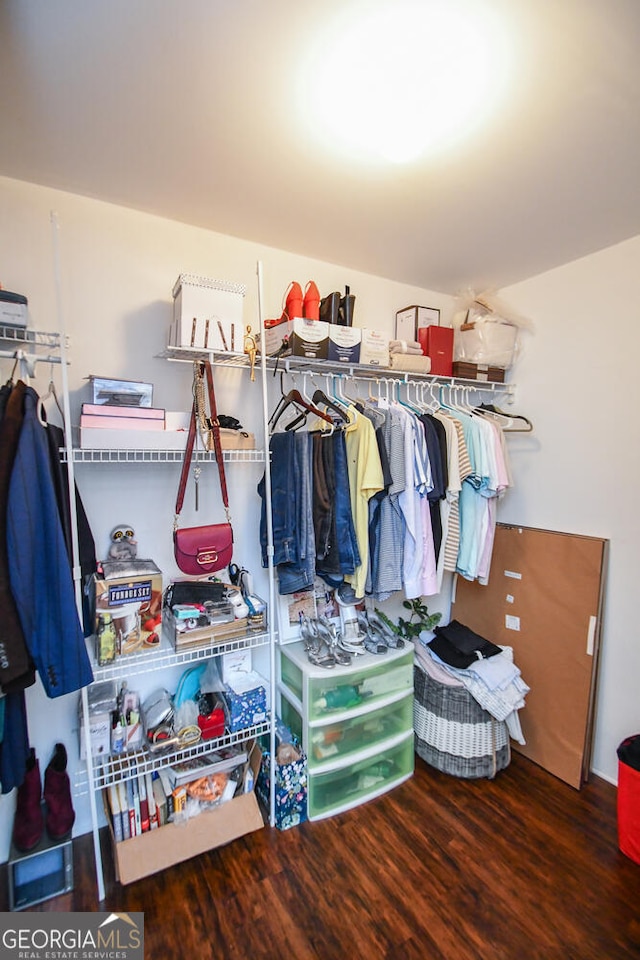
[2,751,639,959]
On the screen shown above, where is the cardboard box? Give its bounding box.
[79,420,254,451]
[164,413,256,449]
[359,328,390,367]
[0,290,28,328]
[261,318,292,357]
[220,648,253,685]
[395,305,440,341]
[80,414,165,431]
[418,325,454,376]
[82,403,165,420]
[452,361,505,383]
[172,274,246,350]
[93,566,163,657]
[327,325,361,363]
[79,426,187,450]
[290,318,329,360]
[79,710,112,760]
[105,745,264,884]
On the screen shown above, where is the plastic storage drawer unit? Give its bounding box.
[278,641,415,820]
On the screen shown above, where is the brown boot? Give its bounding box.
[12,748,44,851]
[44,743,75,840]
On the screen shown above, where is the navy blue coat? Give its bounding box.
[7,387,93,697]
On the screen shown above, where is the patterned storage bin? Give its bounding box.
[413,664,510,779]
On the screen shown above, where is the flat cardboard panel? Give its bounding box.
[451,523,607,789]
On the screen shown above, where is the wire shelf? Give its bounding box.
[75,721,271,791]
[0,325,61,348]
[64,447,265,464]
[159,346,251,367]
[87,629,270,682]
[158,345,515,393]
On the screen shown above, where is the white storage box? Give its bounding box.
[0,290,29,328]
[359,329,390,367]
[328,326,361,363]
[171,274,246,350]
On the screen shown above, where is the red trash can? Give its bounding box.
[617,735,640,865]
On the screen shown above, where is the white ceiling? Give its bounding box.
[1,0,639,295]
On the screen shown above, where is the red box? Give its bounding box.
[197,707,226,740]
[418,326,454,376]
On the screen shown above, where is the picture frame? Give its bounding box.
[276,579,341,644]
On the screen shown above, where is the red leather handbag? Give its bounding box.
[173,360,233,575]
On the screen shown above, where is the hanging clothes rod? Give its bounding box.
[0,348,63,364]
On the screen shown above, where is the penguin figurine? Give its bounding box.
[108,525,138,561]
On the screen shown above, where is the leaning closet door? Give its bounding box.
[451,523,608,789]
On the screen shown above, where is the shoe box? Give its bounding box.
[418,325,454,376]
[451,361,506,383]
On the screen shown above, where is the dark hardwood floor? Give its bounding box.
[2,751,639,959]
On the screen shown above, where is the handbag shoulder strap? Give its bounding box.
[175,360,230,521]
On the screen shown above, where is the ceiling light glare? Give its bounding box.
[303,0,512,164]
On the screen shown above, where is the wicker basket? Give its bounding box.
[413,664,510,779]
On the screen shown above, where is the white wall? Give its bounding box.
[1,175,635,872]
[0,175,454,864]
[499,236,640,784]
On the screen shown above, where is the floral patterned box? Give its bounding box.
[223,681,268,732]
[256,748,307,831]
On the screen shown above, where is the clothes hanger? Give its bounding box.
[37,365,65,427]
[474,403,533,433]
[311,388,347,422]
[269,388,333,432]
[394,378,420,415]
[41,364,64,422]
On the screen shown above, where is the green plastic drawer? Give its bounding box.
[307,649,413,722]
[279,695,303,745]
[308,732,414,820]
[279,649,304,702]
[308,693,413,770]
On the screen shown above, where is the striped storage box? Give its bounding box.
[413,664,510,779]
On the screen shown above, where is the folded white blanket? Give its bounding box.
[389,354,432,374]
[389,339,424,355]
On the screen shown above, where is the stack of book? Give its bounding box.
[105,746,248,842]
[106,768,168,841]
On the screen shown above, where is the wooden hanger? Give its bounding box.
[269,388,333,432]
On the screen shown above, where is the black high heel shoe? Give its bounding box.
[320,292,341,325]
[338,285,355,326]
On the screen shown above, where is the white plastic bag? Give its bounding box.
[452,290,533,369]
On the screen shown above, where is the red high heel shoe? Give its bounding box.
[284,281,303,320]
[264,281,303,328]
[303,281,320,320]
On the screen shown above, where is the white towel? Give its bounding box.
[389,354,432,374]
[389,339,424,355]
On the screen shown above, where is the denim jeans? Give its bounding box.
[316,430,361,587]
[259,430,316,595]
[258,431,297,566]
[276,431,315,594]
